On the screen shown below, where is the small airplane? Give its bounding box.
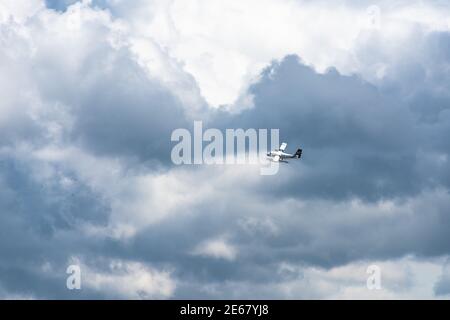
[267,142,302,163]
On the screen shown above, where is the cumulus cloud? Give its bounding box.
[192,238,237,261]
[175,256,445,299]
[78,258,176,299]
[434,259,450,297]
[81,0,450,107]
[0,0,450,299]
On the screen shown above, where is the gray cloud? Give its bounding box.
[1,0,450,299]
[211,54,450,202]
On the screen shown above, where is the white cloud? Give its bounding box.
[74,258,176,299]
[435,258,450,297]
[0,0,43,24]
[5,0,449,110]
[192,237,237,261]
[104,0,450,107]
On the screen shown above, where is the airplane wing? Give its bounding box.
[272,155,280,162]
[279,142,287,151]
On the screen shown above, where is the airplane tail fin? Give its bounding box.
[295,148,302,159]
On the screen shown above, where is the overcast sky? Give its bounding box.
[1,0,450,299]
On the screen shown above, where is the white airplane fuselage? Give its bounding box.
[267,150,296,159]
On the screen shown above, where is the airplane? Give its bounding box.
[267,142,302,163]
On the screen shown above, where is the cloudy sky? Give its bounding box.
[1,0,450,299]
